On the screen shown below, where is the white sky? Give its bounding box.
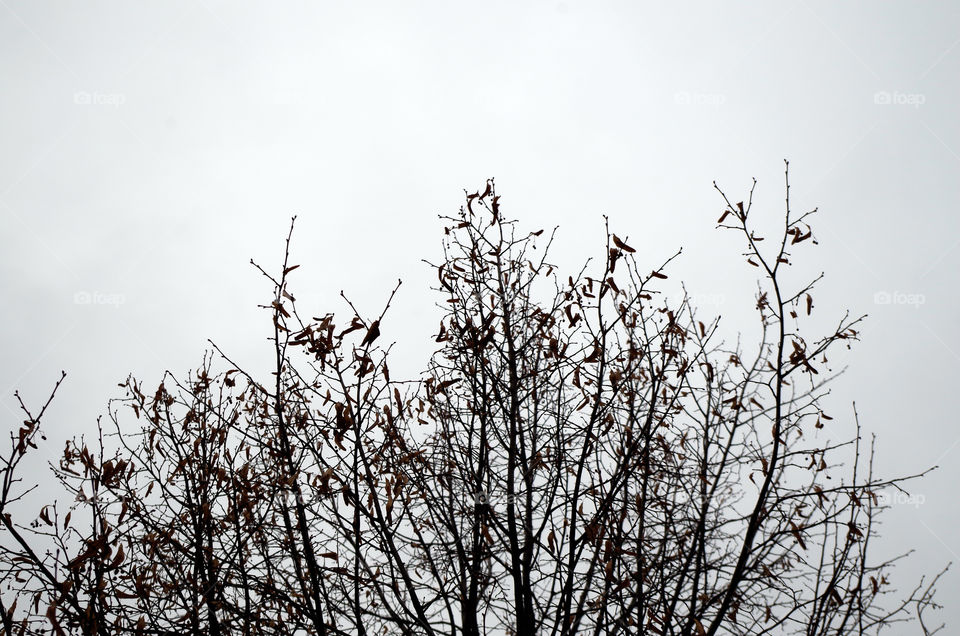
[2,0,958,624]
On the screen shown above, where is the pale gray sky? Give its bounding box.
[2,0,958,625]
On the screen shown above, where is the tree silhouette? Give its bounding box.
[1,164,947,635]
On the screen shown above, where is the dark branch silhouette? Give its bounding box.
[0,166,947,635]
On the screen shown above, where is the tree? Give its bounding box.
[1,164,947,635]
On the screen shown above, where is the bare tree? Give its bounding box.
[1,165,947,635]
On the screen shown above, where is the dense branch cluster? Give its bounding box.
[0,166,946,635]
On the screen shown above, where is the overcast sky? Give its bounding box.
[2,0,958,624]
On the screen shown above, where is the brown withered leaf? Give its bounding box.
[361,320,381,347]
[612,234,636,253]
